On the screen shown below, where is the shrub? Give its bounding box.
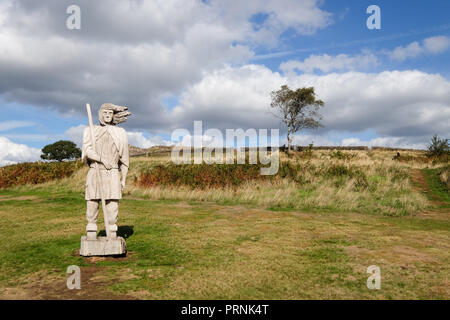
[138,161,372,191]
[138,163,266,189]
[326,164,351,176]
[0,161,83,188]
[300,143,314,159]
[329,150,357,160]
[353,175,369,191]
[427,135,449,158]
[438,165,450,190]
[392,154,430,163]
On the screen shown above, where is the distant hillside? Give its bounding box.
[128,144,425,157]
[129,145,173,157]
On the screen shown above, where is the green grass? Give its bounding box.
[423,167,450,208]
[0,152,448,299]
[0,188,448,299]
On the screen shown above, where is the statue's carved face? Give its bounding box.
[102,109,114,124]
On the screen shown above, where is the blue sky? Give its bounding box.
[0,0,449,165]
[256,0,450,74]
[0,100,84,148]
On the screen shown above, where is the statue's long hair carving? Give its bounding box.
[98,103,131,126]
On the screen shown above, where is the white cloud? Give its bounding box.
[127,132,171,148]
[171,64,285,130]
[0,120,35,132]
[291,134,335,146]
[2,1,449,158]
[1,134,60,142]
[390,41,423,61]
[169,64,450,148]
[209,0,332,46]
[389,35,450,61]
[0,136,41,166]
[280,52,378,74]
[65,124,86,147]
[0,1,12,27]
[174,134,225,147]
[289,70,450,137]
[342,137,427,150]
[0,0,332,131]
[278,36,450,72]
[423,35,450,54]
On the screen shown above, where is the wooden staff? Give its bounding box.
[86,103,111,238]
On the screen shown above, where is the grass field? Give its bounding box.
[0,149,448,299]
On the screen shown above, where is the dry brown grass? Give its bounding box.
[439,167,449,188]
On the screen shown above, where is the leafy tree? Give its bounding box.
[427,134,449,157]
[41,140,81,162]
[270,85,324,154]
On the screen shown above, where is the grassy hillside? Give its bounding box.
[23,149,440,216]
[0,149,448,299]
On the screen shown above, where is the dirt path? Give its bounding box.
[410,168,449,219]
[410,168,443,204]
[0,260,135,300]
[410,169,428,193]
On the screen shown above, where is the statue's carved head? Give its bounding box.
[98,103,132,126]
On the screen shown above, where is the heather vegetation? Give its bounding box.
[3,148,444,217]
[138,163,265,189]
[1,149,447,217]
[126,149,441,216]
[0,161,83,188]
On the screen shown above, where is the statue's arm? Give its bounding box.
[120,165,128,190]
[82,127,101,164]
[119,128,130,189]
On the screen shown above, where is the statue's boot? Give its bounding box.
[86,223,97,240]
[109,224,118,238]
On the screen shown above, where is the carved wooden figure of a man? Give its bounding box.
[81,103,131,240]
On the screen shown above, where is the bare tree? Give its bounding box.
[270,85,324,154]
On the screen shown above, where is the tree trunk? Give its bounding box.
[286,130,291,155]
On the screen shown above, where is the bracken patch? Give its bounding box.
[0,161,83,188]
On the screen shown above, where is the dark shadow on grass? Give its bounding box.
[97,225,134,239]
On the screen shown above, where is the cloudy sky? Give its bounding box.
[1,0,449,165]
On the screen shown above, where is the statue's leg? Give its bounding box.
[86,200,99,240]
[106,200,119,238]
